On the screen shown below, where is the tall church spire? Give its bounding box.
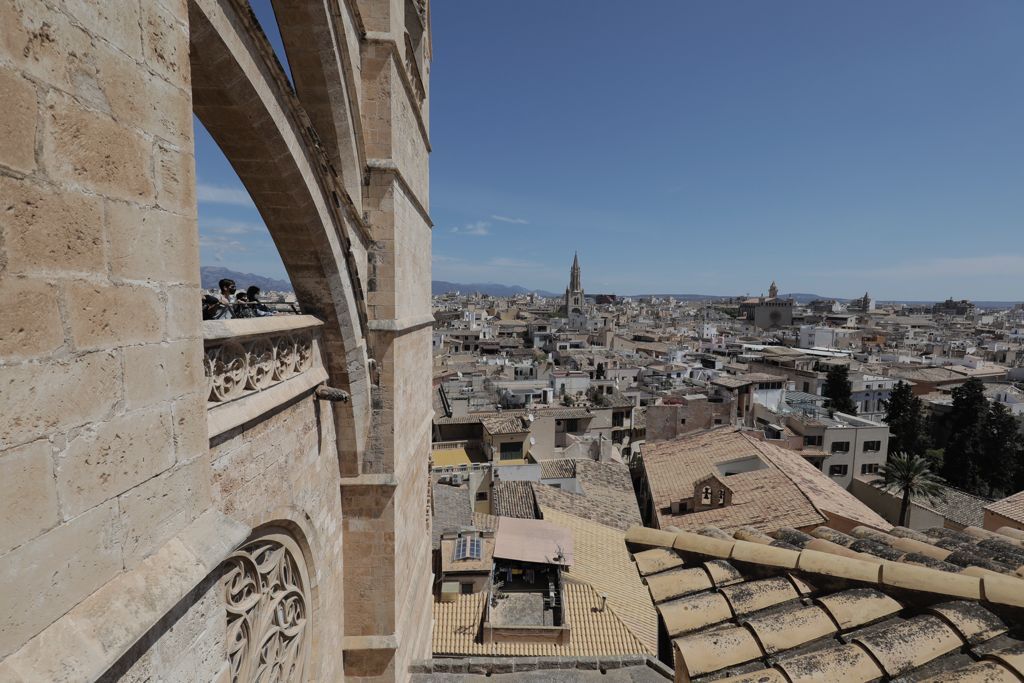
[565,251,584,316]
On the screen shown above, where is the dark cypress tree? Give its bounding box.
[940,378,987,492]
[882,381,927,456]
[823,365,857,415]
[980,401,1022,497]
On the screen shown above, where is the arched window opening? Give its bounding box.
[195,115,297,319]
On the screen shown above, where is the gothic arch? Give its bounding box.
[188,0,371,468]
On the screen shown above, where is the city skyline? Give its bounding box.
[197,0,1024,300]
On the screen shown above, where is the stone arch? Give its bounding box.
[188,0,370,471]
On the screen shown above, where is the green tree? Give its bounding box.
[882,381,927,455]
[940,378,987,492]
[823,365,857,415]
[980,401,1022,497]
[874,451,946,526]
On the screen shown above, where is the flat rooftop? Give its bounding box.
[490,592,554,627]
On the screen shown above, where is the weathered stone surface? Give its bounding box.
[108,201,198,282]
[0,440,59,556]
[67,282,163,350]
[154,141,196,216]
[59,0,143,59]
[0,501,121,659]
[171,391,210,461]
[0,1,95,97]
[1,1,433,680]
[0,350,122,450]
[0,175,106,275]
[0,65,36,173]
[0,277,64,359]
[43,91,154,201]
[57,407,176,517]
[123,340,205,411]
[117,456,209,568]
[142,0,190,89]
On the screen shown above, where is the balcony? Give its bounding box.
[430,440,487,472]
[204,315,327,438]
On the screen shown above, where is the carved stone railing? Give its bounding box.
[203,316,328,437]
[404,33,426,107]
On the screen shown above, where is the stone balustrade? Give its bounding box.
[404,33,426,107]
[203,315,328,437]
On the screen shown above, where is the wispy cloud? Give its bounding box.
[201,217,266,235]
[196,182,254,207]
[449,221,491,236]
[490,214,529,225]
[199,234,249,263]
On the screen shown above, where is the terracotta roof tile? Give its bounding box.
[540,507,658,655]
[432,582,648,658]
[626,524,1024,681]
[533,460,641,531]
[491,481,537,519]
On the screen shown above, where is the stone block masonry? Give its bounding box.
[1,0,434,681]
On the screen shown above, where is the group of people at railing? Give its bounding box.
[202,278,281,320]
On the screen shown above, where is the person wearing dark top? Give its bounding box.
[246,286,275,317]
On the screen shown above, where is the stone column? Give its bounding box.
[0,0,209,664]
[341,3,434,680]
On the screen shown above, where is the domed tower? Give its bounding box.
[768,280,779,299]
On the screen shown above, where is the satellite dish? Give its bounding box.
[529,437,536,446]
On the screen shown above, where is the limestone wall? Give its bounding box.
[0,0,209,667]
[0,0,432,680]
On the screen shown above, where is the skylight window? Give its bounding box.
[454,536,482,561]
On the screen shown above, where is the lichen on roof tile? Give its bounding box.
[633,547,684,576]
[774,642,884,683]
[645,567,713,603]
[720,576,799,616]
[744,604,836,655]
[815,588,902,631]
[852,614,963,678]
[928,600,1009,645]
[917,660,1019,683]
[658,591,732,637]
[673,625,764,678]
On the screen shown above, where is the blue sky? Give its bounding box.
[196,1,1024,300]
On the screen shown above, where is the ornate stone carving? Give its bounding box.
[208,341,249,402]
[223,533,310,683]
[205,332,315,402]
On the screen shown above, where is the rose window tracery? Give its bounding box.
[223,533,310,683]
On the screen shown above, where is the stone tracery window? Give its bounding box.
[223,531,311,683]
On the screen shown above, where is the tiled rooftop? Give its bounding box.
[533,460,643,531]
[986,490,1024,525]
[542,507,658,655]
[433,582,649,658]
[492,481,537,519]
[626,524,1024,682]
[641,429,889,532]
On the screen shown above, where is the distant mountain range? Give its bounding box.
[201,270,1019,308]
[200,266,292,292]
[432,280,560,298]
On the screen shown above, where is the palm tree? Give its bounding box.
[873,451,946,527]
